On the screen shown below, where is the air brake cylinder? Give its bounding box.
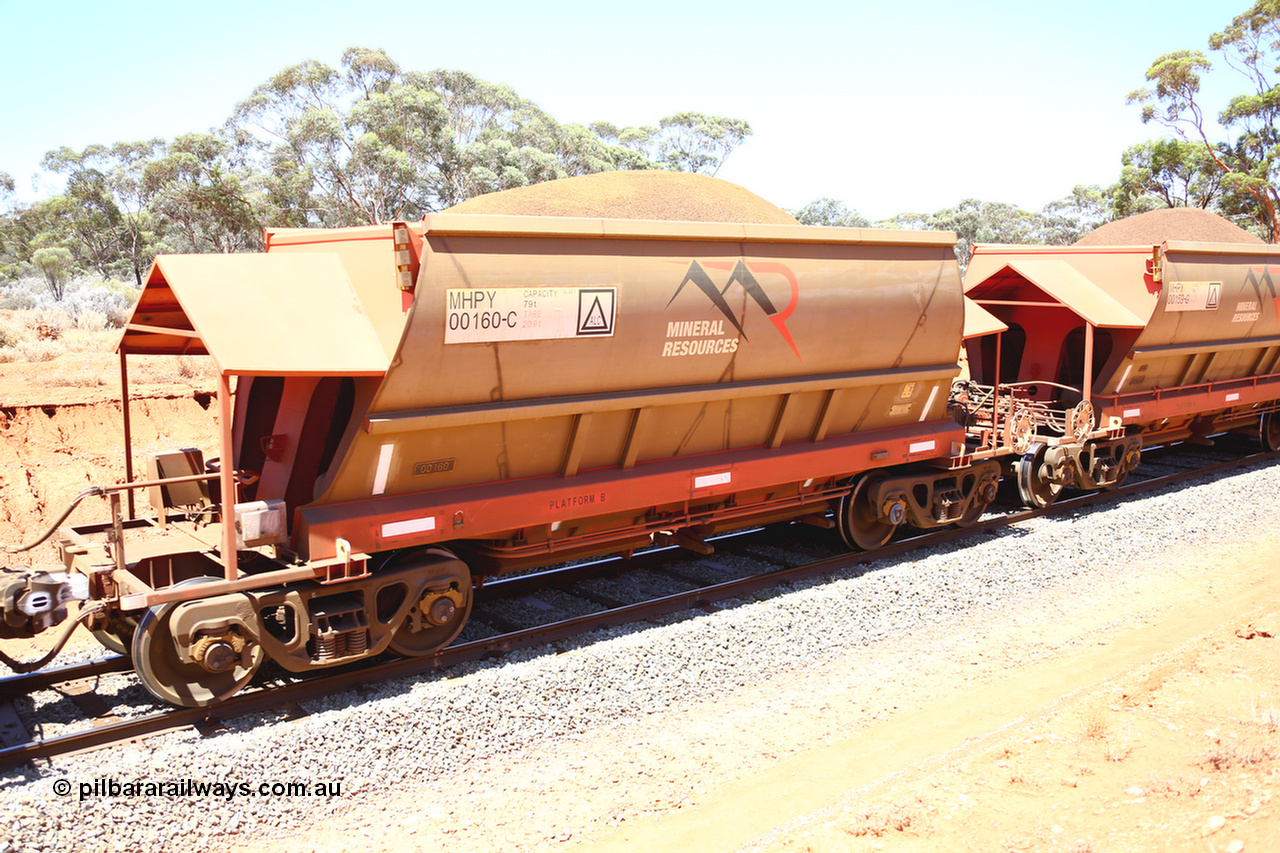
[0,568,89,638]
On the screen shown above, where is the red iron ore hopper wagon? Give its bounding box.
[956,239,1280,506]
[2,210,998,706]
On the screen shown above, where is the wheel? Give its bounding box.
[1016,442,1063,509]
[131,578,264,708]
[955,477,997,528]
[91,612,140,656]
[1101,446,1133,491]
[837,474,896,551]
[385,551,473,657]
[954,501,986,527]
[1261,412,1280,453]
[1102,469,1129,491]
[954,492,989,528]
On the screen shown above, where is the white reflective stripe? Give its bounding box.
[1117,365,1132,392]
[918,384,940,423]
[908,439,936,454]
[381,516,436,537]
[694,471,732,489]
[1123,408,1142,418]
[1226,392,1241,402]
[372,443,394,496]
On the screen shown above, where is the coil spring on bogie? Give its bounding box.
[314,629,370,660]
[315,632,342,660]
[933,488,965,522]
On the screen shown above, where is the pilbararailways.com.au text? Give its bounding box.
[53,777,343,802]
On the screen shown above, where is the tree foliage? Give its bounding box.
[0,47,754,285]
[31,246,73,300]
[41,140,165,284]
[1127,0,1280,240]
[1113,138,1228,217]
[143,133,266,254]
[874,188,1115,269]
[590,113,751,176]
[788,198,871,228]
[227,50,750,227]
[0,170,18,279]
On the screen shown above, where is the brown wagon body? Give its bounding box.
[289,215,970,569]
[4,214,1004,706]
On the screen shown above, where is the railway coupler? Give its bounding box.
[0,567,89,639]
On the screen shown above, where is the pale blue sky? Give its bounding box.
[0,0,1245,219]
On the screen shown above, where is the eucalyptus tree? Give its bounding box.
[142,132,267,254]
[1128,0,1280,240]
[0,170,17,279]
[884,199,1046,269]
[230,47,434,225]
[41,140,165,284]
[230,48,758,224]
[31,246,73,300]
[1040,185,1115,245]
[653,112,751,175]
[788,198,871,227]
[232,50,635,222]
[1113,139,1228,217]
[591,114,752,176]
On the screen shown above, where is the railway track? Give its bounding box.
[0,438,1268,771]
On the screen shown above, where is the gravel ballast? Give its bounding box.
[2,456,1278,852]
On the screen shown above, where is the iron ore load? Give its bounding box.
[2,175,1277,709]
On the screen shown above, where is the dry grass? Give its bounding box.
[1140,773,1202,798]
[1080,710,1109,741]
[1103,741,1134,762]
[34,368,108,388]
[842,798,924,838]
[1245,695,1279,732]
[0,338,62,363]
[0,307,120,363]
[176,356,217,382]
[1199,741,1277,771]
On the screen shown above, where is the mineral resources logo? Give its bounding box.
[1243,266,1280,323]
[663,260,801,359]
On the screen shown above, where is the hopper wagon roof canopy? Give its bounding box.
[965,257,1149,329]
[961,296,1008,339]
[119,253,390,376]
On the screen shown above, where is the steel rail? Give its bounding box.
[0,445,1270,771]
[0,655,132,698]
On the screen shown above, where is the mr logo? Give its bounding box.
[1244,266,1280,323]
[667,260,801,358]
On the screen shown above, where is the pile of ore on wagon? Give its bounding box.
[1075,207,1266,246]
[444,171,800,224]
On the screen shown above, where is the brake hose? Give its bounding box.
[0,485,105,554]
[0,601,106,673]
